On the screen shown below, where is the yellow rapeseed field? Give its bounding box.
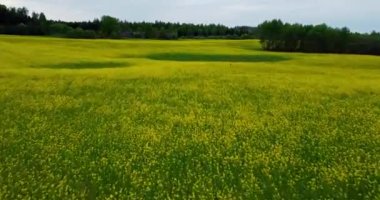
[0,35,379,199]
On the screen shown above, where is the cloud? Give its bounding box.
[2,0,379,32]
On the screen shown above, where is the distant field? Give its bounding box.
[0,35,379,199]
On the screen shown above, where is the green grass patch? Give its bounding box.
[32,61,130,69]
[147,53,290,62]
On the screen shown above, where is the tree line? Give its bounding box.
[0,4,258,39]
[258,19,380,55]
[1,4,379,56]
[0,4,48,35]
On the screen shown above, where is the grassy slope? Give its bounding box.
[0,35,379,199]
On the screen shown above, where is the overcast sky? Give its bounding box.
[2,0,379,32]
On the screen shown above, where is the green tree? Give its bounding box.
[100,15,120,38]
[258,19,284,50]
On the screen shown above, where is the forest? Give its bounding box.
[0,4,257,39]
[1,4,379,55]
[258,20,380,55]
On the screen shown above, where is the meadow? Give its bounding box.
[0,35,379,199]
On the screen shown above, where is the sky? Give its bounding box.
[2,0,379,33]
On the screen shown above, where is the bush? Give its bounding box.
[67,28,97,39]
[49,23,73,36]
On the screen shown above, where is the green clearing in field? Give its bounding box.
[33,61,130,69]
[146,53,290,62]
[0,35,379,199]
